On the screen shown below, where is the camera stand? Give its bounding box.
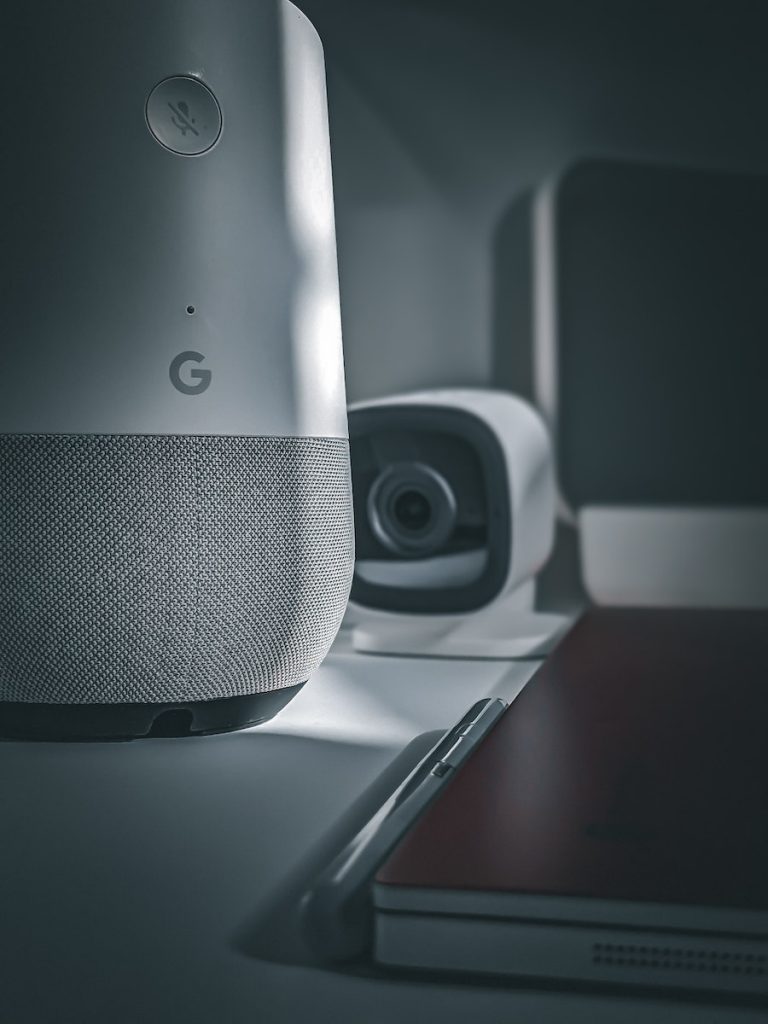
[344,587,570,661]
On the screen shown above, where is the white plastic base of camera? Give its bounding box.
[342,584,571,661]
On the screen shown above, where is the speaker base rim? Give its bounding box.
[0,684,305,741]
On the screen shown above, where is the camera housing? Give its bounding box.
[349,390,555,615]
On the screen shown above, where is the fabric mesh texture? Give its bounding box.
[0,435,353,704]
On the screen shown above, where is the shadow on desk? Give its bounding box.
[0,727,429,1024]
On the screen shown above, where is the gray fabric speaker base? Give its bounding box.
[0,683,304,741]
[0,434,353,705]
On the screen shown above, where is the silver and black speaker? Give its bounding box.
[0,0,353,739]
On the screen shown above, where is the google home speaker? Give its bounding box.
[348,390,555,616]
[0,0,353,739]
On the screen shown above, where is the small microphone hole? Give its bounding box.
[186,305,196,315]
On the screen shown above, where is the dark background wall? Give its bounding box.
[296,0,768,402]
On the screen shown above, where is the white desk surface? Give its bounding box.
[0,637,764,1024]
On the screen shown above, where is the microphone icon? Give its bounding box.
[168,99,200,137]
[146,76,222,156]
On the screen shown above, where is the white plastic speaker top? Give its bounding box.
[0,0,345,439]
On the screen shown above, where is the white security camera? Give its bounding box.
[344,389,566,658]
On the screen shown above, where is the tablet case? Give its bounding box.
[374,608,768,995]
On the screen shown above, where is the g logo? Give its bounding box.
[169,351,212,395]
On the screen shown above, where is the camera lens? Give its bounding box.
[393,489,432,533]
[367,462,457,557]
